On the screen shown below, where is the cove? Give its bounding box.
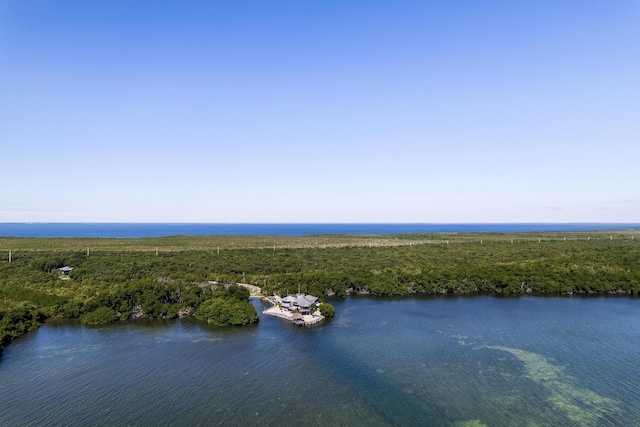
[1,296,639,426]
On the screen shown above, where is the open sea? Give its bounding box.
[1,296,638,426]
[1,223,639,238]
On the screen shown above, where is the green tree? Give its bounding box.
[80,307,119,325]
[319,303,335,318]
[227,284,250,300]
[194,298,258,326]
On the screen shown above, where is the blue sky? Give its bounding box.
[1,1,639,223]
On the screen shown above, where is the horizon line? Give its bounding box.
[2,222,640,225]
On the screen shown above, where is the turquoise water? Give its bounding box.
[1,296,639,426]
[1,222,639,238]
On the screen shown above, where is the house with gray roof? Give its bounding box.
[281,293,320,314]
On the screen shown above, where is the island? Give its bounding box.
[1,229,639,354]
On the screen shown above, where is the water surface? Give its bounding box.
[1,297,638,426]
[2,222,639,238]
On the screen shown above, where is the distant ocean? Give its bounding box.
[1,223,639,238]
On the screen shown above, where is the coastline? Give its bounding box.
[261,296,325,326]
[262,305,325,326]
[2,229,639,355]
[237,283,326,325]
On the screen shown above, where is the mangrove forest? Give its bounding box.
[1,230,639,354]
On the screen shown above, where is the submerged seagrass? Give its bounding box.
[1,296,638,426]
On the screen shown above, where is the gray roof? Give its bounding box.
[294,296,311,308]
[59,266,74,272]
[281,293,319,310]
[303,295,318,304]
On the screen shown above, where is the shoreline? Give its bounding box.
[261,296,325,326]
[262,306,325,325]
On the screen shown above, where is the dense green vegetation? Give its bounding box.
[0,302,42,351]
[80,306,119,325]
[1,230,639,353]
[319,303,335,318]
[194,285,259,326]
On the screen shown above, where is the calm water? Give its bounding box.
[1,223,639,238]
[1,297,638,426]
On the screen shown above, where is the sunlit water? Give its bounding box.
[2,222,639,237]
[1,297,639,426]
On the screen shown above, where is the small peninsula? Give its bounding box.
[263,293,335,325]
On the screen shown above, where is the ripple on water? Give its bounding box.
[2,297,640,426]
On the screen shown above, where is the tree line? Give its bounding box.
[1,234,639,353]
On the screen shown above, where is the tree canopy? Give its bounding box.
[1,231,639,352]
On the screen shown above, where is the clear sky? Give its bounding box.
[1,1,639,223]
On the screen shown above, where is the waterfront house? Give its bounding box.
[263,293,324,326]
[281,293,320,314]
[281,295,296,309]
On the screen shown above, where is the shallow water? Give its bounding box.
[1,296,639,426]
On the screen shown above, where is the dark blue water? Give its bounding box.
[1,223,639,238]
[1,296,638,426]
